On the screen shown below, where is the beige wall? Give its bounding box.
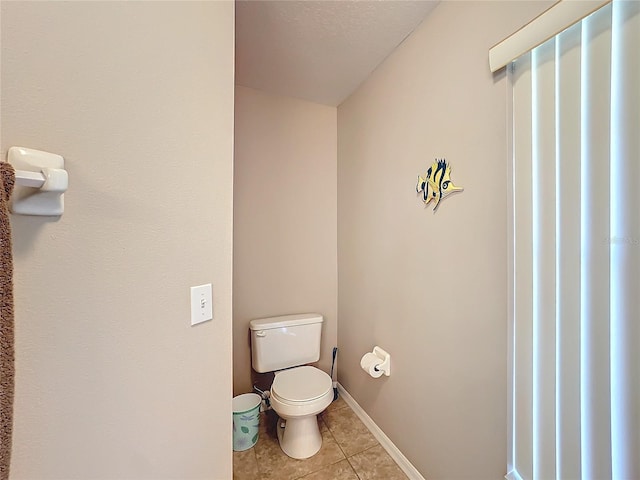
[1,2,234,479]
[233,86,337,395]
[337,2,552,479]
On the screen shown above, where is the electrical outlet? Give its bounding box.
[190,283,213,326]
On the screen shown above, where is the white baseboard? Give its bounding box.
[337,383,425,480]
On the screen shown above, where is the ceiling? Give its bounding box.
[235,0,439,106]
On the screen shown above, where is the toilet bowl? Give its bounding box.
[269,365,333,459]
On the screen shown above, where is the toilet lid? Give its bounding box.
[272,366,332,403]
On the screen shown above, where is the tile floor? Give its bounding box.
[233,396,408,480]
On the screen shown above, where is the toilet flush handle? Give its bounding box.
[256,330,267,337]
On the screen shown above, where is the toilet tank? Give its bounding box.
[250,313,323,373]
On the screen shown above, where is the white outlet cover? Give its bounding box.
[190,283,213,326]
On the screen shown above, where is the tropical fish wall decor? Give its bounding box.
[416,159,463,211]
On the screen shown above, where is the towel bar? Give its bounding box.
[15,169,46,188]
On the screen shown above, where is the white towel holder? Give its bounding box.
[7,146,68,216]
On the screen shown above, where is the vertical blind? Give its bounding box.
[509,1,639,479]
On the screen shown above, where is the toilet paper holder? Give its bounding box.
[371,346,391,376]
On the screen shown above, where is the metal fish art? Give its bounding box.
[416,159,463,211]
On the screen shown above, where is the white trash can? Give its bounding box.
[232,393,261,451]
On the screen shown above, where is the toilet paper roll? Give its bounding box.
[360,352,384,378]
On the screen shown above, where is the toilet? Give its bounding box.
[250,313,333,459]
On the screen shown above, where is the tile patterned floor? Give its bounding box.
[233,396,408,480]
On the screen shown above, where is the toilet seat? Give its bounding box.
[271,366,332,404]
